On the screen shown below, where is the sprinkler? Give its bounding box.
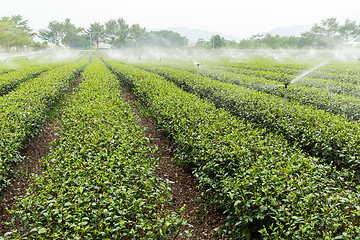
[195,63,200,81]
[284,81,289,111]
[4,60,6,68]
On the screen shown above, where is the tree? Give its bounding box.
[38,20,64,46]
[263,33,280,49]
[117,18,129,49]
[105,19,118,46]
[104,18,130,48]
[0,15,34,51]
[9,15,32,32]
[0,20,15,50]
[139,30,188,47]
[195,38,207,48]
[226,40,238,48]
[319,17,339,47]
[339,19,360,44]
[210,35,226,49]
[62,19,84,47]
[129,24,146,47]
[38,19,83,48]
[86,22,105,48]
[299,23,326,48]
[238,38,253,49]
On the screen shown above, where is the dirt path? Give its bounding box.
[119,85,226,239]
[0,75,83,236]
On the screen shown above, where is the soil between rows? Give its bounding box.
[119,85,226,239]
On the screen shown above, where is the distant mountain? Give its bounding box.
[152,26,241,43]
[259,25,311,37]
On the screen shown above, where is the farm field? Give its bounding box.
[1,50,360,239]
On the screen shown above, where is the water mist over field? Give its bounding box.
[104,47,360,65]
[2,48,359,69]
[0,49,84,68]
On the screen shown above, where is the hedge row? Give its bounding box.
[137,64,360,173]
[0,68,14,75]
[107,61,360,239]
[225,61,360,85]
[0,63,85,193]
[172,63,360,121]
[9,60,188,239]
[0,65,59,96]
[223,63,360,98]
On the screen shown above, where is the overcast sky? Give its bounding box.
[2,0,360,38]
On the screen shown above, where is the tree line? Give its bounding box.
[196,17,360,49]
[0,16,189,51]
[37,18,189,49]
[1,15,359,51]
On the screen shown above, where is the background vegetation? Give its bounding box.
[0,15,359,51]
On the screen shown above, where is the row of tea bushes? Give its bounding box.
[107,61,360,239]
[226,62,360,85]
[177,64,360,121]
[0,68,14,75]
[137,65,360,173]
[10,60,187,239]
[224,63,360,98]
[0,63,84,193]
[0,65,59,96]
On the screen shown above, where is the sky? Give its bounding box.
[2,0,360,39]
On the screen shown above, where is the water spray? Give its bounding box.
[290,61,328,84]
[283,61,327,112]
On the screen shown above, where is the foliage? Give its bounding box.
[263,34,280,49]
[0,64,58,96]
[129,24,146,47]
[104,18,130,48]
[210,35,226,49]
[339,19,360,43]
[86,22,105,49]
[137,64,360,174]
[107,61,360,239]
[198,63,360,122]
[116,18,130,49]
[0,63,85,193]
[139,30,189,47]
[10,59,188,239]
[0,15,34,51]
[38,18,84,47]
